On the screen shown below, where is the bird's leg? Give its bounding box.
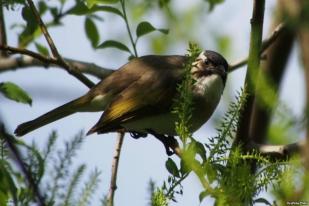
[129,131,147,139]
[147,130,178,156]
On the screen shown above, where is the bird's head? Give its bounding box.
[191,50,228,85]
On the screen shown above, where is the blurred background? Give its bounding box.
[1,0,305,205]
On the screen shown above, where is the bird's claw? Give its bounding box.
[147,130,178,156]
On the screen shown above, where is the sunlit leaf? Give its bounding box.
[0,82,32,105]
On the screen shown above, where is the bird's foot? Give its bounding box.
[147,130,178,156]
[129,131,147,139]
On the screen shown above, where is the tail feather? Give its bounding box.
[15,95,90,136]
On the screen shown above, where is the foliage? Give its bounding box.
[172,43,201,146]
[272,158,309,204]
[155,88,291,205]
[0,131,103,206]
[0,82,32,105]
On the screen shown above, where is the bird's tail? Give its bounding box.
[14,95,91,136]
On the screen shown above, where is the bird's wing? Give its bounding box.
[87,55,186,134]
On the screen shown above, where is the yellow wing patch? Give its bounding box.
[103,96,142,123]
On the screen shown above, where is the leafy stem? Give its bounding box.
[165,173,189,197]
[120,0,138,57]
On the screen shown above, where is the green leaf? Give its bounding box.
[38,1,48,15]
[34,42,49,56]
[68,2,89,15]
[199,190,208,202]
[86,0,119,8]
[85,17,99,48]
[97,5,123,17]
[69,3,123,18]
[193,141,207,162]
[205,0,225,11]
[19,5,38,47]
[165,158,179,177]
[0,161,17,202]
[97,40,131,53]
[204,162,217,183]
[50,7,59,19]
[0,82,32,105]
[180,159,191,175]
[136,21,168,38]
[95,0,120,4]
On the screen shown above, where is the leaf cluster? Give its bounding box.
[0,130,102,206]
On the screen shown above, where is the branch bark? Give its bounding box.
[250,2,295,144]
[0,1,7,57]
[0,53,114,79]
[235,0,265,146]
[298,9,309,170]
[107,132,125,206]
[247,140,305,161]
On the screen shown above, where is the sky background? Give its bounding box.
[1,0,305,205]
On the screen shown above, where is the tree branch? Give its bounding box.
[26,0,60,59]
[0,55,113,79]
[0,1,7,58]
[247,140,305,160]
[25,0,95,88]
[250,4,295,144]
[0,44,58,64]
[235,0,265,146]
[299,13,309,170]
[107,132,125,206]
[0,124,46,206]
[229,22,286,72]
[0,44,114,79]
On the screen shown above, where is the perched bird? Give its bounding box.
[15,50,228,154]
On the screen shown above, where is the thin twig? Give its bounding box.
[120,0,137,57]
[26,0,60,59]
[25,0,95,88]
[229,22,286,72]
[0,124,46,206]
[107,132,125,206]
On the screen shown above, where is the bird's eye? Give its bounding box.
[204,59,210,65]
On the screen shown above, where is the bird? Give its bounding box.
[15,50,228,154]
